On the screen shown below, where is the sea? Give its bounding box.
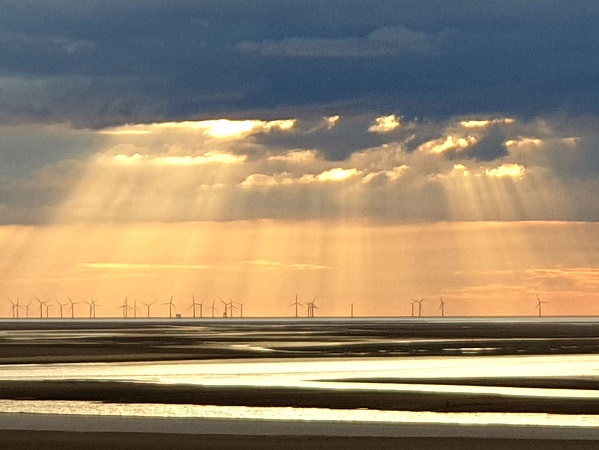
[1,317,599,437]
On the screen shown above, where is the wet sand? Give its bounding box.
[2,319,599,447]
[1,317,599,364]
[1,431,598,450]
[2,379,599,414]
[1,414,599,449]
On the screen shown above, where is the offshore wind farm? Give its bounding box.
[0,294,577,320]
[2,1,599,448]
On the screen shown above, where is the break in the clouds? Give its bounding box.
[0,113,596,225]
[1,1,599,126]
[1,1,599,225]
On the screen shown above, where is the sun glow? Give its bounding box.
[99,119,296,139]
[2,221,598,317]
[485,163,526,178]
[314,167,361,182]
[419,135,478,154]
[1,116,598,318]
[460,118,515,128]
[368,114,401,133]
[111,151,247,166]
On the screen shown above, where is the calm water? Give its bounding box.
[2,318,599,431]
[1,354,599,427]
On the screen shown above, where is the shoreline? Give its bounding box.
[2,379,599,414]
[1,413,599,449]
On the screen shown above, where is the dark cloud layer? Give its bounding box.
[1,0,599,130]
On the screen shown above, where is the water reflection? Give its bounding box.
[1,354,599,399]
[2,399,599,429]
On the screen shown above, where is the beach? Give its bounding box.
[2,318,599,448]
[2,413,599,449]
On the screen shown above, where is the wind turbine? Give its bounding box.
[142,301,154,318]
[220,298,235,318]
[57,301,66,319]
[410,300,415,317]
[413,298,426,317]
[132,300,140,318]
[189,296,202,318]
[23,300,31,318]
[307,296,318,317]
[41,301,52,318]
[439,297,445,317]
[209,300,217,318]
[291,295,302,318]
[35,297,44,319]
[7,298,18,319]
[350,303,354,318]
[68,297,79,319]
[237,301,245,318]
[85,298,99,318]
[119,297,129,318]
[84,299,93,318]
[91,298,99,318]
[536,295,548,317]
[164,296,176,318]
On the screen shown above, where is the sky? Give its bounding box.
[1,1,598,317]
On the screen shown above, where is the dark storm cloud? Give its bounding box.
[1,0,599,131]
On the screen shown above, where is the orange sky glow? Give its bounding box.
[1,220,598,318]
[1,117,598,318]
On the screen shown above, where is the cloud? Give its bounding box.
[236,26,431,58]
[2,113,599,224]
[368,114,401,133]
[1,1,598,127]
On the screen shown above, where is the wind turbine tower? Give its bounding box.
[190,296,202,318]
[164,296,176,318]
[8,298,19,319]
[414,298,426,317]
[142,301,154,318]
[120,297,129,318]
[57,301,66,319]
[536,295,548,317]
[35,297,44,319]
[68,297,79,319]
[307,297,318,317]
[291,295,302,318]
[84,299,93,318]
